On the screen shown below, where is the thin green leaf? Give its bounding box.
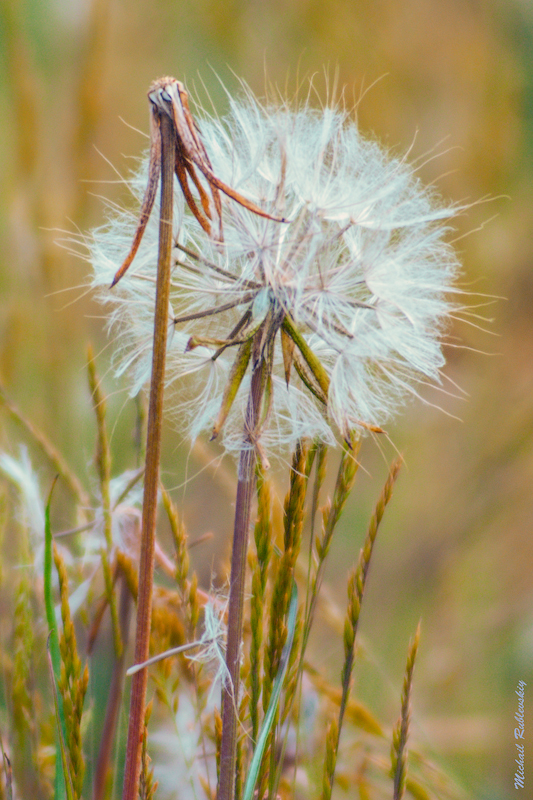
[242,581,298,800]
[44,478,68,800]
[46,640,75,800]
[44,478,60,664]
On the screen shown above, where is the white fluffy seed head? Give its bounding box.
[90,84,461,457]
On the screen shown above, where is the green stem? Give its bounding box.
[44,477,67,800]
[121,110,175,800]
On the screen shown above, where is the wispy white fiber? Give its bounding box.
[0,446,46,567]
[88,82,461,455]
[126,597,228,686]
[84,469,144,558]
[185,598,231,697]
[0,449,145,610]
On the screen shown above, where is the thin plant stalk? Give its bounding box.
[44,478,67,800]
[122,111,175,800]
[338,459,402,739]
[87,349,123,658]
[322,458,402,800]
[93,577,132,800]
[301,440,360,665]
[218,348,265,800]
[392,624,420,800]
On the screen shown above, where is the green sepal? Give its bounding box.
[282,315,330,398]
[210,338,253,439]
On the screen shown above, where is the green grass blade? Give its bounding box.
[46,642,75,800]
[242,581,298,800]
[44,477,68,800]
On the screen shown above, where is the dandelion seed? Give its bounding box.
[89,80,461,457]
[126,597,229,688]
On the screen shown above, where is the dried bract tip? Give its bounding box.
[111,77,287,287]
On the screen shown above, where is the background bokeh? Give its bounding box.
[1,1,532,798]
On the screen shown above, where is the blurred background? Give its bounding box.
[0,0,531,798]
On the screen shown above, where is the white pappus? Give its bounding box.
[89,81,462,458]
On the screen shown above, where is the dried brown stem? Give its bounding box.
[121,111,175,800]
[218,350,265,800]
[111,112,162,287]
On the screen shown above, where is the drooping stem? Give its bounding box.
[218,346,265,800]
[122,111,175,800]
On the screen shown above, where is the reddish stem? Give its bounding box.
[93,578,132,800]
[121,111,175,800]
[218,353,264,800]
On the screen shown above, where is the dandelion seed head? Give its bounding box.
[90,81,461,456]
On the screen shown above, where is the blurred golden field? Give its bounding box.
[1,1,532,798]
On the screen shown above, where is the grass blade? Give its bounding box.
[44,477,68,799]
[46,640,75,800]
[242,581,298,800]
